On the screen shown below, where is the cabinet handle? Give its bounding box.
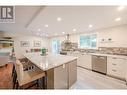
[112,57,117,59]
[112,69,117,72]
[63,64,65,68]
[100,57,106,59]
[112,63,117,65]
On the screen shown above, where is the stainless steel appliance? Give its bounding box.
[60,34,78,55]
[92,55,107,74]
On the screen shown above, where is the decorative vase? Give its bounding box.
[41,48,46,56]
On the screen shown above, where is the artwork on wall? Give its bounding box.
[20,41,30,47]
[34,40,41,47]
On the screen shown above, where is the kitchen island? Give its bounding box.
[23,53,77,89]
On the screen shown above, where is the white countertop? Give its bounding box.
[23,53,77,71]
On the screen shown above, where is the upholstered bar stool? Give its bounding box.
[12,57,33,78]
[18,58,34,71]
[15,60,45,89]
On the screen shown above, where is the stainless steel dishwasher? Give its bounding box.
[92,55,107,74]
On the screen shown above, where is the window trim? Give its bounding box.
[51,39,61,54]
[79,33,98,49]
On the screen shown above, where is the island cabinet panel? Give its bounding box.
[54,63,68,89]
[46,59,77,89]
[68,59,77,88]
[47,64,68,89]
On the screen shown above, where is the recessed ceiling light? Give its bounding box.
[57,17,62,21]
[40,34,43,36]
[115,17,121,21]
[44,24,48,27]
[118,6,125,11]
[38,29,41,31]
[73,29,76,32]
[55,33,58,36]
[89,24,93,28]
[62,32,65,34]
[36,33,39,36]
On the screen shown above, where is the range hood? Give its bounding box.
[61,34,78,52]
[63,34,71,44]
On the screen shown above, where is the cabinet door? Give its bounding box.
[107,57,126,79]
[67,53,92,70]
[78,54,92,69]
[54,64,68,89]
[68,59,77,88]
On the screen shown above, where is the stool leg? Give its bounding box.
[42,77,45,89]
[12,65,15,77]
[13,69,17,89]
[16,81,19,89]
[37,80,40,88]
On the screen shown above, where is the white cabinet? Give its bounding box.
[67,52,92,69]
[78,53,92,69]
[107,57,126,79]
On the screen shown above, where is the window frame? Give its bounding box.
[51,39,61,54]
[79,33,98,49]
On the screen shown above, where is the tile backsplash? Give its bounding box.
[98,47,127,54]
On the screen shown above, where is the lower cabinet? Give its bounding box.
[78,53,92,69]
[107,57,126,80]
[67,52,92,70]
[46,59,77,89]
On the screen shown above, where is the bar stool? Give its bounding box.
[12,58,34,88]
[18,58,34,71]
[14,60,45,89]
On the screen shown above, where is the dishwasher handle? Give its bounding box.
[93,55,106,59]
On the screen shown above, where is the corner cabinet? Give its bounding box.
[107,56,126,80]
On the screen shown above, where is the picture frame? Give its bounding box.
[20,41,30,47]
[34,40,41,47]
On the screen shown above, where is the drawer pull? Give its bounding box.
[112,57,117,59]
[112,63,117,65]
[112,69,117,72]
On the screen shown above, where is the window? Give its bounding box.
[80,34,97,48]
[52,40,61,54]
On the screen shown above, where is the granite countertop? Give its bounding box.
[89,53,127,59]
[23,52,77,71]
[67,51,127,59]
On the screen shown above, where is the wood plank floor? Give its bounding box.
[0,63,41,89]
[0,63,13,89]
[0,64,127,89]
[71,67,127,89]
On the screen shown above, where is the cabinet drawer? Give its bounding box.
[107,57,126,65]
[107,62,124,70]
[107,68,125,79]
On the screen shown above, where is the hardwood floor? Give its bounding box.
[71,67,127,89]
[0,63,41,89]
[0,63,13,89]
[0,64,127,89]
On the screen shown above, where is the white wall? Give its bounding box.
[97,24,127,47]
[13,36,49,58]
[49,24,127,50]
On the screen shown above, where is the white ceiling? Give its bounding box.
[0,6,127,37]
[0,6,42,37]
